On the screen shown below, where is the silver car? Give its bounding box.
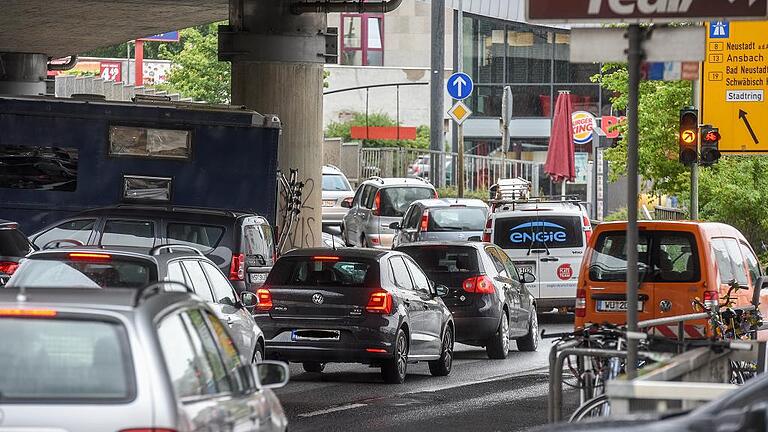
[321,165,355,228]
[341,177,437,249]
[0,286,289,431]
[391,198,489,248]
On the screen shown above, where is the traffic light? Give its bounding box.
[700,125,722,166]
[679,108,699,165]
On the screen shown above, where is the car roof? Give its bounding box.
[0,287,200,314]
[493,200,585,215]
[74,205,264,222]
[360,177,435,188]
[25,245,211,267]
[395,241,490,250]
[413,198,488,209]
[282,247,390,260]
[322,165,345,175]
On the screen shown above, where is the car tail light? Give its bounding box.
[575,289,587,317]
[68,252,111,261]
[420,211,430,232]
[372,191,381,216]
[462,275,495,294]
[0,309,57,317]
[366,291,393,314]
[229,253,245,281]
[704,291,719,310]
[482,217,493,242]
[314,255,340,260]
[370,237,380,245]
[366,348,388,353]
[256,287,273,311]
[341,197,354,207]
[583,214,593,244]
[0,261,19,275]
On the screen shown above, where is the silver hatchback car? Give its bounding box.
[0,287,289,431]
[341,177,437,249]
[391,198,489,248]
[321,165,355,228]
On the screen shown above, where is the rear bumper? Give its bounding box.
[453,316,500,343]
[536,297,575,310]
[322,207,349,225]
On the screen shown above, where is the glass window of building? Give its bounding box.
[341,13,384,66]
[506,23,551,84]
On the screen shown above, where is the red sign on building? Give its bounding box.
[99,61,122,82]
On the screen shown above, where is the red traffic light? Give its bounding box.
[704,130,721,142]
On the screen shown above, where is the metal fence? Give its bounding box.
[358,147,542,193]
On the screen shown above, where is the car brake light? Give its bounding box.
[366,291,393,314]
[703,291,719,310]
[462,275,495,294]
[366,348,388,353]
[482,217,493,242]
[229,253,245,281]
[420,211,430,232]
[0,261,19,275]
[372,191,381,216]
[314,256,340,260]
[68,252,111,261]
[0,309,57,317]
[256,287,273,311]
[583,215,593,243]
[575,289,587,317]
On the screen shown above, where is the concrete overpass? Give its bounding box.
[0,0,403,249]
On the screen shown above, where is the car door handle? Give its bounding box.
[540,257,560,262]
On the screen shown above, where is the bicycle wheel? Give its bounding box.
[569,394,611,422]
[730,361,758,384]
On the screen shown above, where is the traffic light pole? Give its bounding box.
[690,80,700,220]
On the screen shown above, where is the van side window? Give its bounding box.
[740,242,762,284]
[724,238,749,286]
[33,219,95,249]
[389,257,414,290]
[656,233,700,283]
[101,220,155,248]
[711,238,749,286]
[167,223,224,253]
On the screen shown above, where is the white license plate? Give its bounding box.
[596,300,644,312]
[516,264,535,275]
[322,200,336,207]
[250,273,268,284]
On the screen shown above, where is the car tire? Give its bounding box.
[516,310,540,352]
[302,362,326,373]
[382,328,408,384]
[486,311,510,360]
[253,340,265,364]
[428,325,453,377]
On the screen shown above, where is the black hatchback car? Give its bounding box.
[255,248,454,384]
[397,242,539,359]
[0,220,34,285]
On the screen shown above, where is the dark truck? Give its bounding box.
[0,95,281,234]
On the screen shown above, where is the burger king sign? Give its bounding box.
[572,111,597,145]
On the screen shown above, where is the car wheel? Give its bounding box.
[486,311,510,359]
[253,340,265,364]
[516,310,540,352]
[382,328,408,384]
[302,362,326,373]
[429,325,454,376]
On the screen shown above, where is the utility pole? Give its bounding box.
[691,80,700,219]
[430,0,445,185]
[501,86,512,179]
[456,0,464,197]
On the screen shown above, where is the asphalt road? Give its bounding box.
[275,315,576,432]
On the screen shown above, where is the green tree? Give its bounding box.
[325,111,429,149]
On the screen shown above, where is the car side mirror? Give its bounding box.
[753,276,768,306]
[521,272,536,284]
[389,221,401,230]
[341,198,353,208]
[241,291,257,311]
[257,361,290,389]
[434,284,449,298]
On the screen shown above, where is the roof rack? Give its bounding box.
[134,281,194,306]
[149,244,204,257]
[491,195,583,212]
[367,176,385,184]
[109,204,243,218]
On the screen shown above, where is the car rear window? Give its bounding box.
[494,215,583,250]
[243,223,275,263]
[398,246,480,287]
[8,256,154,289]
[0,229,31,257]
[428,207,488,232]
[323,174,351,191]
[0,316,133,402]
[268,257,377,287]
[379,187,435,217]
[167,223,224,253]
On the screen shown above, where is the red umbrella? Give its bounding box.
[544,91,576,184]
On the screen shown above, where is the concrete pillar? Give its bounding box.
[222,0,325,250]
[0,53,47,95]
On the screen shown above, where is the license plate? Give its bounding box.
[516,264,535,275]
[291,329,340,341]
[596,300,644,312]
[250,273,267,284]
[322,200,336,207]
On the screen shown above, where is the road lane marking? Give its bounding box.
[298,403,368,418]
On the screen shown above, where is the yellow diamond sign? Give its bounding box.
[448,101,472,125]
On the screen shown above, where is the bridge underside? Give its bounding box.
[0,0,228,58]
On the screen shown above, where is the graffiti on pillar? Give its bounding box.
[276,169,317,251]
[287,177,316,250]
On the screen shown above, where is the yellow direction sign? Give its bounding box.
[703,20,768,153]
[448,101,472,125]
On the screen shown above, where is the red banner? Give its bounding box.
[350,126,417,140]
[99,61,122,82]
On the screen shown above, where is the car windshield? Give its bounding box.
[379,187,435,217]
[323,174,351,191]
[268,257,377,287]
[0,316,132,402]
[428,207,488,232]
[7,256,154,289]
[494,215,583,250]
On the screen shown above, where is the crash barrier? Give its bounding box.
[357,147,542,192]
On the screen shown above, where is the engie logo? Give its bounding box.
[572,111,596,145]
[509,222,568,244]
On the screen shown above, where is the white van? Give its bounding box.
[483,199,592,312]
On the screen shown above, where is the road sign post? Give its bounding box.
[447,73,474,197]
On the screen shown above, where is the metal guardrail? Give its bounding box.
[654,205,687,220]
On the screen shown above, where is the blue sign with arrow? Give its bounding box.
[446,72,473,101]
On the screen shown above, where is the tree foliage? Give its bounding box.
[325,112,429,149]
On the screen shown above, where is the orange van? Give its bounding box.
[574,221,765,338]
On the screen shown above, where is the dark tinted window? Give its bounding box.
[0,145,78,192]
[390,256,414,290]
[0,317,131,401]
[269,257,375,287]
[494,215,583,250]
[399,246,480,274]
[323,174,351,191]
[243,223,275,263]
[101,220,155,248]
[33,219,95,249]
[157,313,216,398]
[428,207,488,232]
[8,257,153,288]
[657,233,700,283]
[167,223,224,253]
[379,187,435,217]
[201,261,237,305]
[181,261,214,301]
[0,228,32,256]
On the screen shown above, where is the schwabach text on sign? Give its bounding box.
[527,0,768,23]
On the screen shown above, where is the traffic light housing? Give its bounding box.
[700,126,722,166]
[679,108,699,165]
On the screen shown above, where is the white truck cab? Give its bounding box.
[483,198,592,312]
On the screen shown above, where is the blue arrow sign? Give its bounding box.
[446,72,474,100]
